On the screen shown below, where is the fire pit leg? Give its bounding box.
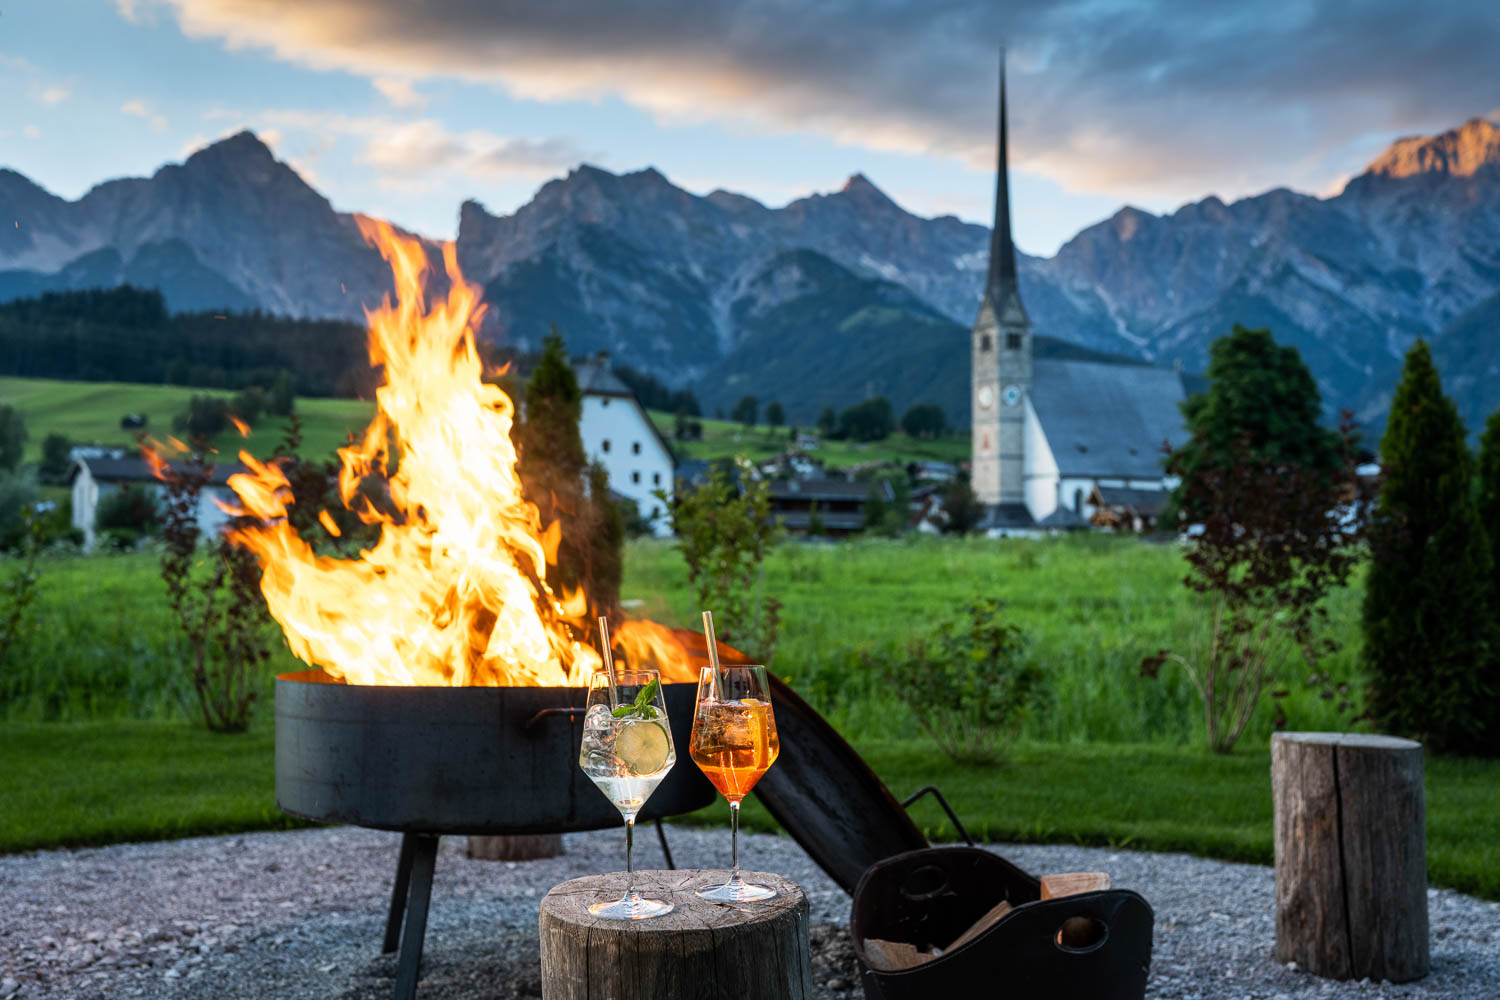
[383,833,419,954]
[393,834,439,1000]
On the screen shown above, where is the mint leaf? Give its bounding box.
[611,678,661,718]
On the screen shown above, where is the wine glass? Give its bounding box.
[688,664,781,901]
[578,669,677,919]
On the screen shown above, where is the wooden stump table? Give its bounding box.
[540,870,812,999]
[1272,732,1428,982]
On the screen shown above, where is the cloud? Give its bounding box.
[207,107,596,190]
[23,125,41,139]
[372,76,426,111]
[122,98,170,131]
[39,86,70,106]
[125,0,1500,207]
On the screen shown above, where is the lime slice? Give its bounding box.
[616,720,670,775]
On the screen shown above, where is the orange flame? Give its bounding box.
[230,415,251,438]
[221,219,611,686]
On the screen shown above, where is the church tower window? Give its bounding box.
[980,334,992,352]
[1006,333,1021,350]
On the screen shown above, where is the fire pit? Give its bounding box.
[213,220,937,999]
[275,670,712,835]
[275,669,716,1000]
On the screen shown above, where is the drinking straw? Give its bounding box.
[701,610,725,700]
[597,615,619,709]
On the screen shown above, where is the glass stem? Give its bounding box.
[624,815,635,902]
[729,799,741,882]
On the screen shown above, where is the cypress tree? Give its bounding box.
[515,327,621,620]
[1477,408,1500,745]
[1363,340,1496,754]
[1477,408,1500,606]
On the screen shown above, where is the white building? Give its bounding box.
[971,58,1189,535]
[68,454,241,550]
[572,354,675,537]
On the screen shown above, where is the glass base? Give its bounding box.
[588,894,674,920]
[695,877,777,902]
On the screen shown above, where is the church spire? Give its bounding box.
[986,49,1018,305]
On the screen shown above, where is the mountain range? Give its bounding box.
[3,119,1499,432]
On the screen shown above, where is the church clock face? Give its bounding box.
[1002,384,1022,407]
[977,385,995,410]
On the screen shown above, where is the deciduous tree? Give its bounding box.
[1169,325,1339,524]
[731,395,759,430]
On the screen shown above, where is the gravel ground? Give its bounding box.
[1,826,1495,999]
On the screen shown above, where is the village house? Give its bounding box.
[765,477,893,537]
[970,61,1191,536]
[572,353,676,537]
[68,452,244,550]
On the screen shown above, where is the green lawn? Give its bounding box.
[1,536,1493,902]
[649,409,969,471]
[2,720,1494,901]
[0,375,374,462]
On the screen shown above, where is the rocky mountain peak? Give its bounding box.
[1364,117,1500,180]
[840,172,897,207]
[183,130,278,171]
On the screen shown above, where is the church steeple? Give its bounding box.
[971,46,1032,515]
[986,49,1019,307]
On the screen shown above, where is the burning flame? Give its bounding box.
[213,218,695,687]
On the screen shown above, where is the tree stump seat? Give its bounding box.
[1272,732,1428,983]
[540,870,812,999]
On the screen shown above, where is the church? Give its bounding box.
[971,62,1191,534]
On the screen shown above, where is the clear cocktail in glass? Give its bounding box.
[578,669,676,919]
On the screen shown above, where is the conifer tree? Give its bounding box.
[1478,408,1500,607]
[515,327,621,622]
[1363,341,1495,753]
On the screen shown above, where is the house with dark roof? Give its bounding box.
[970,57,1189,534]
[572,352,676,536]
[68,453,246,550]
[765,477,893,536]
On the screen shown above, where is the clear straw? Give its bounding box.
[701,610,725,700]
[598,615,619,709]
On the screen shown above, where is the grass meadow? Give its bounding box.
[647,409,970,472]
[1,534,1495,899]
[0,375,375,463]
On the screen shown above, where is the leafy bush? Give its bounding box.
[157,452,275,733]
[660,458,782,663]
[881,598,1044,764]
[1146,417,1369,753]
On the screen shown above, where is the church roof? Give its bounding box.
[986,49,1018,308]
[1030,359,1189,479]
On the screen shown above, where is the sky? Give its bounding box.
[2,0,1498,257]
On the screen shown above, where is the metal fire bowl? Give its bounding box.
[274,670,717,835]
